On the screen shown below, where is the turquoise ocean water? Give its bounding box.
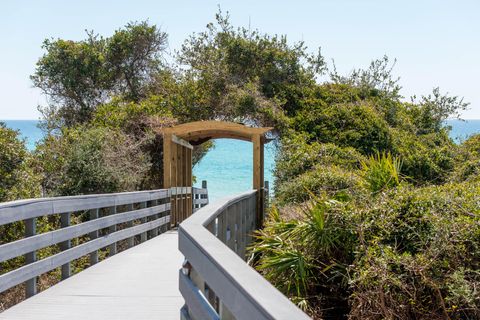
[2,119,480,202]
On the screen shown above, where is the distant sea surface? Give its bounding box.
[2,119,480,202]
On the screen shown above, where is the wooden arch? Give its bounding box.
[160,121,273,226]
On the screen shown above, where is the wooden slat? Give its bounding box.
[193,198,209,205]
[0,204,169,263]
[172,134,194,150]
[193,188,208,195]
[0,189,169,226]
[179,271,220,320]
[0,216,170,293]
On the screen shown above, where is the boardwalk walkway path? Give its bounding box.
[0,230,183,320]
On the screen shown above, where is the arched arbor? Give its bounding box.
[160,121,273,227]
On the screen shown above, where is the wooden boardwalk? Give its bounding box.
[0,230,183,320]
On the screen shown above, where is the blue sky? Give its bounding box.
[1,0,479,119]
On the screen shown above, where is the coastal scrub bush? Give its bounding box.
[33,126,151,196]
[349,182,480,319]
[392,130,456,184]
[361,151,401,193]
[291,102,393,154]
[255,181,480,319]
[0,122,41,201]
[275,164,366,205]
[450,134,480,182]
[274,134,365,186]
[252,197,357,318]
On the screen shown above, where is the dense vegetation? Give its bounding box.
[1,10,479,318]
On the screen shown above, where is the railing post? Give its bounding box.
[264,180,269,213]
[127,203,134,248]
[109,206,117,256]
[89,208,99,265]
[140,201,147,243]
[25,218,36,297]
[60,212,71,280]
[201,180,208,208]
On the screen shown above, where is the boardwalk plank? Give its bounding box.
[0,231,183,320]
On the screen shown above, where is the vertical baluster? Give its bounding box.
[140,201,147,243]
[234,202,241,255]
[202,180,208,207]
[89,208,99,265]
[25,218,36,297]
[218,211,226,243]
[127,203,134,248]
[226,207,235,251]
[159,197,167,234]
[240,199,247,259]
[265,180,270,212]
[109,206,117,256]
[60,212,71,280]
[166,192,172,231]
[152,199,159,237]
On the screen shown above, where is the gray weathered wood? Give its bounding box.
[89,208,99,265]
[126,204,134,248]
[60,212,71,280]
[0,216,169,293]
[0,230,183,320]
[24,218,36,298]
[179,191,310,320]
[108,206,117,256]
[0,189,169,226]
[140,202,147,243]
[0,204,169,263]
[179,271,220,320]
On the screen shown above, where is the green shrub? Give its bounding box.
[252,197,357,318]
[34,126,151,196]
[0,122,41,201]
[275,135,365,186]
[450,134,480,182]
[361,151,401,193]
[256,181,480,319]
[291,102,393,154]
[349,182,480,319]
[392,130,456,184]
[275,164,366,205]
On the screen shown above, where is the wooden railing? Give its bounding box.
[178,190,310,320]
[193,180,209,212]
[0,189,175,298]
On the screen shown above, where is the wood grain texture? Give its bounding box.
[0,216,170,293]
[0,231,183,320]
[0,190,169,226]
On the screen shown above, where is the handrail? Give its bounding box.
[179,191,310,320]
[0,189,169,225]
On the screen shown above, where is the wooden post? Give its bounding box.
[178,145,184,223]
[202,180,208,208]
[171,141,178,225]
[60,212,71,280]
[187,148,192,217]
[89,208,99,265]
[152,199,159,237]
[252,134,264,228]
[127,203,134,248]
[163,133,172,189]
[264,180,270,214]
[140,201,147,243]
[109,206,117,256]
[25,218,36,297]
